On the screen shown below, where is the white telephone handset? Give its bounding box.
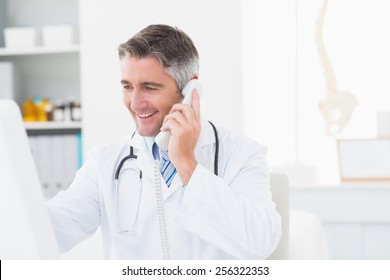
[155,79,202,150]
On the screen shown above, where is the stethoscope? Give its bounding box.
[114,121,219,232]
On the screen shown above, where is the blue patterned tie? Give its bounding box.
[152,143,177,187]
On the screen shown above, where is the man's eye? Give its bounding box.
[123,85,132,90]
[145,86,158,91]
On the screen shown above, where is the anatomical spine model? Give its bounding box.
[316,0,358,135]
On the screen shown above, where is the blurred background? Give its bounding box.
[1,0,390,259]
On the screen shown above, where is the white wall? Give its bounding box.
[80,0,243,154]
[242,0,296,167]
[243,0,390,185]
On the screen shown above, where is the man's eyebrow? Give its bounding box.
[120,80,131,85]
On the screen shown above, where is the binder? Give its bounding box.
[36,136,52,198]
[51,135,65,194]
[27,132,82,199]
[63,134,79,189]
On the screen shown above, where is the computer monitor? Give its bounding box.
[0,100,60,259]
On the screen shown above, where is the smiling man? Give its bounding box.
[47,24,281,259]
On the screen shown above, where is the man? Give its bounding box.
[47,24,281,259]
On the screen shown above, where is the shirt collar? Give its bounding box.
[144,136,155,156]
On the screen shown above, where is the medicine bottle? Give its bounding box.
[34,97,48,122]
[70,100,82,121]
[43,99,54,121]
[53,100,65,121]
[22,98,37,122]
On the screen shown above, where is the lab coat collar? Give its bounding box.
[197,118,217,148]
[124,132,155,190]
[126,131,145,151]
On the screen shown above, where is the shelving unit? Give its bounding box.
[0,0,81,120]
[0,0,82,198]
[24,121,82,130]
[0,45,80,56]
[0,0,80,105]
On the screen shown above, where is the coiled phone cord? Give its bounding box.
[153,160,170,260]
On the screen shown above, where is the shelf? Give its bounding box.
[0,45,80,56]
[24,121,82,130]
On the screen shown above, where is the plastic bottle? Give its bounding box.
[70,99,82,121]
[34,97,47,122]
[22,98,38,122]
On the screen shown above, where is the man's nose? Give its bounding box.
[130,88,147,110]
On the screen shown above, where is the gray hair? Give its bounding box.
[118,24,199,91]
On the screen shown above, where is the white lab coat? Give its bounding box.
[47,119,281,259]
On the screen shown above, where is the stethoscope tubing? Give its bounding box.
[114,121,218,232]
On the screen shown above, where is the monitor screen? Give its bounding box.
[0,100,60,259]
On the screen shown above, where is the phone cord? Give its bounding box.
[153,160,170,260]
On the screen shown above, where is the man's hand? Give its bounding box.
[160,89,200,185]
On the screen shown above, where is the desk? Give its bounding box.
[290,183,390,259]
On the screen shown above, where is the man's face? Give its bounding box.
[121,56,182,137]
